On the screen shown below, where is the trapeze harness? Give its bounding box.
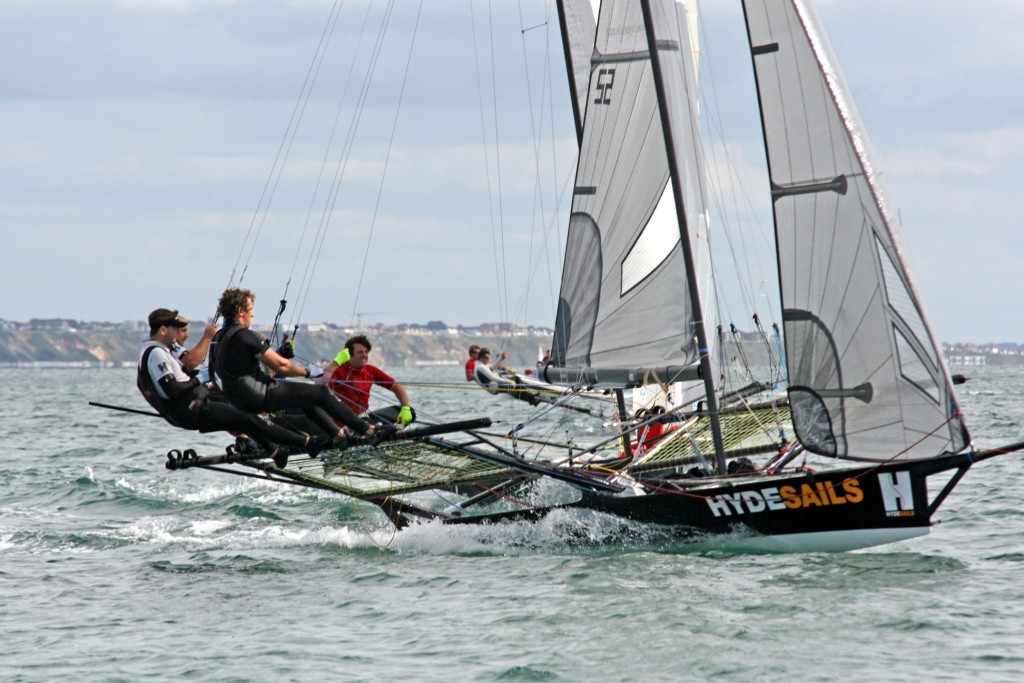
[208,321,369,435]
[208,321,271,411]
[137,342,207,430]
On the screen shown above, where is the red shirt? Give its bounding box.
[464,358,476,381]
[329,363,395,414]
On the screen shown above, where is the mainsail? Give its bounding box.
[742,0,970,460]
[551,0,713,390]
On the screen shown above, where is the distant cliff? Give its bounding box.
[0,329,551,369]
[0,329,143,365]
[4,328,1016,369]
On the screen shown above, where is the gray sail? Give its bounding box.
[551,0,711,388]
[742,0,969,460]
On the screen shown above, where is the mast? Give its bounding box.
[555,0,585,145]
[638,0,726,473]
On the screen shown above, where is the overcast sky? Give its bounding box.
[2,0,1022,343]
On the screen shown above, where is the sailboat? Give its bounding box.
[500,0,1024,550]
[166,0,1022,552]
[421,0,1023,550]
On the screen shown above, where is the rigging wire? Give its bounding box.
[486,0,511,325]
[346,0,427,327]
[691,6,787,401]
[292,0,398,330]
[543,0,569,323]
[219,0,402,345]
[506,0,576,330]
[271,2,347,310]
[461,0,574,379]
[231,1,571,368]
[508,164,576,327]
[469,0,504,321]
[268,0,574,358]
[695,8,779,329]
[228,0,347,293]
[284,0,377,337]
[514,0,550,329]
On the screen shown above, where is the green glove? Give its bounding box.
[397,405,413,425]
[334,347,351,366]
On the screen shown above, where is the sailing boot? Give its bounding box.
[233,436,261,457]
[305,433,332,459]
[269,448,289,469]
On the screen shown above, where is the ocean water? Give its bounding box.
[3,365,1024,682]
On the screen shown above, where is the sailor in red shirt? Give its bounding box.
[320,334,415,426]
[464,344,480,381]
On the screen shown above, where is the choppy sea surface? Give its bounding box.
[3,365,1024,682]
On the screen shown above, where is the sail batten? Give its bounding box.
[742,0,969,461]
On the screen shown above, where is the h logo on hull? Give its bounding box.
[878,471,915,517]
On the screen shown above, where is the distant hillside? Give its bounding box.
[0,329,550,369]
[5,327,1017,369]
[0,329,143,364]
[0,328,774,370]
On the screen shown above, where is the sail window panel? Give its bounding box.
[789,388,838,456]
[894,327,941,404]
[621,184,680,294]
[875,235,940,368]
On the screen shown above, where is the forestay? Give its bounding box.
[551,0,713,390]
[742,0,970,460]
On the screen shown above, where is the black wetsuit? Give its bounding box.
[209,322,369,436]
[137,342,312,452]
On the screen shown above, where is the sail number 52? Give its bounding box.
[594,68,615,105]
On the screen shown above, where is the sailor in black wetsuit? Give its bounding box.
[208,289,374,442]
[138,308,329,465]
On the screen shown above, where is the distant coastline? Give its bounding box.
[1,318,1022,367]
[0,321,552,370]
